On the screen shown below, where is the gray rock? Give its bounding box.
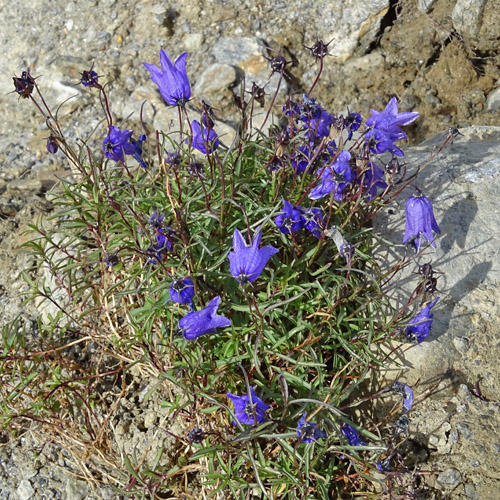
[184,33,204,51]
[213,36,266,67]
[65,477,89,500]
[16,480,35,500]
[464,483,479,499]
[437,467,462,489]
[375,127,500,399]
[6,178,43,193]
[486,87,500,112]
[212,36,288,97]
[452,0,487,40]
[456,422,472,440]
[453,336,470,353]
[194,63,237,95]
[418,0,437,13]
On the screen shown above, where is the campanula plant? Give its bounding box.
[169,278,195,306]
[143,50,191,106]
[296,412,327,443]
[228,228,278,284]
[188,119,220,154]
[405,297,440,343]
[403,191,441,251]
[226,387,270,425]
[179,296,231,340]
[8,38,451,500]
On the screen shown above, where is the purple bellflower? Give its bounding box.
[12,71,35,99]
[403,192,440,251]
[188,120,220,154]
[309,150,353,201]
[179,296,231,340]
[146,231,174,264]
[228,228,279,284]
[143,51,191,107]
[301,207,323,238]
[405,297,439,343]
[302,107,335,140]
[341,424,366,447]
[146,212,175,263]
[296,413,327,443]
[358,162,387,200]
[103,126,147,168]
[169,278,195,305]
[275,200,305,234]
[366,97,419,131]
[345,112,362,140]
[291,145,314,175]
[390,382,414,413]
[365,97,419,156]
[80,68,99,88]
[297,95,335,140]
[226,387,270,425]
[46,136,58,154]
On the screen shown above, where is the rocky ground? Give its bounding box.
[1,0,499,498]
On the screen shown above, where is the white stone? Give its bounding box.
[486,87,500,112]
[194,63,237,95]
[17,480,35,500]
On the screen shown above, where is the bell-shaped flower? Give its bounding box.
[390,382,414,413]
[405,297,439,343]
[189,120,220,154]
[301,207,323,239]
[309,150,352,201]
[403,193,440,251]
[102,126,147,168]
[275,200,305,234]
[169,278,195,305]
[364,97,419,157]
[366,97,419,131]
[228,228,278,284]
[358,162,387,200]
[179,296,230,340]
[341,424,366,447]
[143,51,191,106]
[296,412,327,443]
[345,112,362,140]
[226,387,270,425]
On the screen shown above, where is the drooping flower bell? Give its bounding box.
[12,71,35,99]
[228,228,278,284]
[341,424,366,447]
[357,162,387,200]
[169,278,195,306]
[296,413,327,443]
[179,296,231,340]
[390,381,414,413]
[403,192,440,251]
[188,120,219,154]
[226,387,270,425]
[405,297,439,343]
[143,51,191,107]
[46,135,59,154]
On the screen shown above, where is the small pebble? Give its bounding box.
[437,467,462,489]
